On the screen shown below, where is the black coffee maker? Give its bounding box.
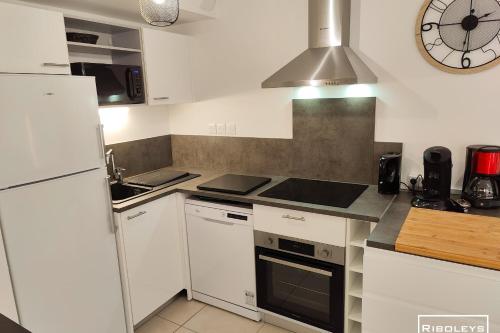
[412,146,453,210]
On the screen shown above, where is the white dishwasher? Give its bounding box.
[185,198,260,321]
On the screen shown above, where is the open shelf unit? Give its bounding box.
[345,219,376,333]
[67,41,142,55]
[64,16,143,66]
[349,320,362,333]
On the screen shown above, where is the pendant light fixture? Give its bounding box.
[139,0,180,27]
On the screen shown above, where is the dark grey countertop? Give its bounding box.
[367,191,500,251]
[113,167,396,222]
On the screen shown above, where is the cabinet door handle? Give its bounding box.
[202,217,234,226]
[97,124,105,159]
[258,255,332,277]
[282,214,306,222]
[127,211,147,220]
[43,63,70,67]
[153,97,170,100]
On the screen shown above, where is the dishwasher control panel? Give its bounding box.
[185,198,254,226]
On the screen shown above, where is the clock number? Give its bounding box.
[461,52,471,68]
[422,22,440,31]
[429,0,448,13]
[426,38,443,51]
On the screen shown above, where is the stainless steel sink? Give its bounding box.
[110,183,152,203]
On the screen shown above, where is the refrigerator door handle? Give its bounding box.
[104,175,116,233]
[97,124,106,160]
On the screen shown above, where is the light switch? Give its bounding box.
[226,122,236,136]
[208,123,216,135]
[216,123,226,136]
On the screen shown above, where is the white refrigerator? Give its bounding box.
[0,74,127,333]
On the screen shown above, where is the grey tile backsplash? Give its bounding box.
[108,98,402,184]
[105,135,173,178]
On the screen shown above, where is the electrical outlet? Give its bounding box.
[216,123,226,136]
[226,122,236,136]
[408,175,423,193]
[208,123,216,135]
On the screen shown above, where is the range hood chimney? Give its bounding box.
[262,0,377,88]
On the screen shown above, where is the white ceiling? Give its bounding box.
[20,0,210,24]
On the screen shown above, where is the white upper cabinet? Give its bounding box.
[0,2,70,75]
[142,28,194,105]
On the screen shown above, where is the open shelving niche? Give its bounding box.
[63,16,146,107]
[345,219,376,333]
[64,16,143,66]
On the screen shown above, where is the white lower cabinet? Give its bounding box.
[0,227,17,323]
[363,247,500,333]
[115,194,184,326]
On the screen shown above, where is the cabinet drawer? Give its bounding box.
[253,205,346,246]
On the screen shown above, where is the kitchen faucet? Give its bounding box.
[105,149,126,183]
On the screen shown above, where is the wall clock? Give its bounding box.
[416,0,500,73]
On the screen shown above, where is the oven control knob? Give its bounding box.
[320,249,330,258]
[267,237,274,246]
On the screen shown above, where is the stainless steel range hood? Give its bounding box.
[262,0,377,88]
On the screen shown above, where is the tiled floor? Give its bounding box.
[136,296,293,333]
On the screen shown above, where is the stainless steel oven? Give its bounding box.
[255,231,345,332]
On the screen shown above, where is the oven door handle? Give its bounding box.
[258,255,333,277]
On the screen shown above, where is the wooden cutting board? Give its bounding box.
[396,208,500,270]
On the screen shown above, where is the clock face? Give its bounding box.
[416,0,500,73]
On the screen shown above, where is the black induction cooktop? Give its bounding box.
[127,169,190,187]
[197,174,272,195]
[258,178,368,208]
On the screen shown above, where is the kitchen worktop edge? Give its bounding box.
[112,167,396,222]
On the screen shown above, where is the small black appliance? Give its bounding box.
[378,152,402,195]
[66,32,99,44]
[71,63,145,106]
[462,145,500,208]
[412,146,453,211]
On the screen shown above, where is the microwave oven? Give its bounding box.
[70,63,145,106]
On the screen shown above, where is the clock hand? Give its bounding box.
[469,0,474,15]
[463,30,471,52]
[478,18,500,23]
[478,12,495,19]
[437,12,496,27]
[422,14,499,31]
[438,22,463,27]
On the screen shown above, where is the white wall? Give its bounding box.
[358,0,500,188]
[167,0,500,188]
[167,0,308,139]
[99,105,170,145]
